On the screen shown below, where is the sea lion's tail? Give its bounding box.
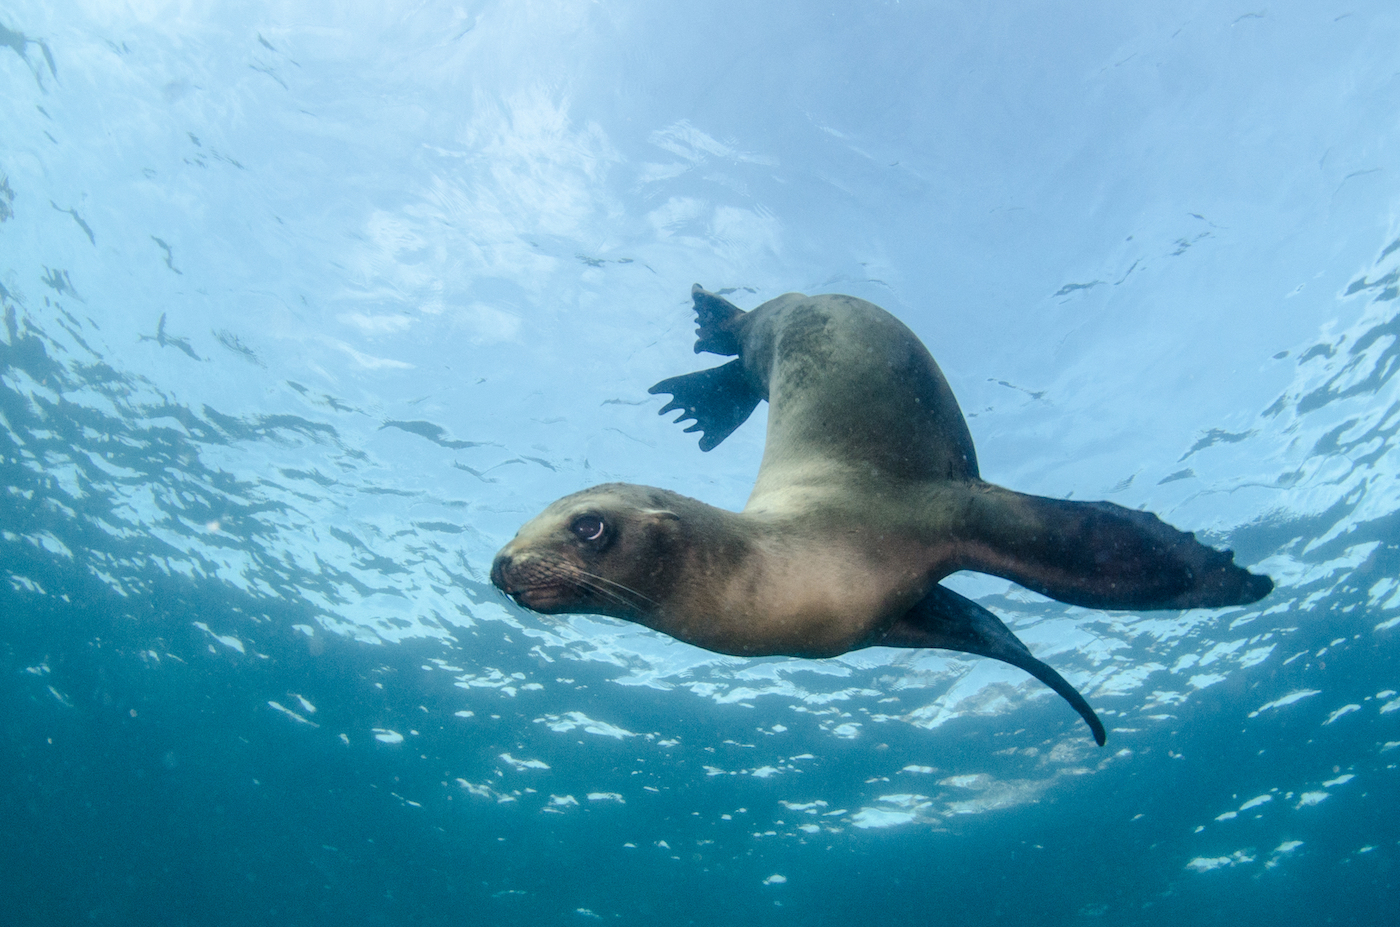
[953,482,1273,611]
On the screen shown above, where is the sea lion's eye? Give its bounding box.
[570,514,606,542]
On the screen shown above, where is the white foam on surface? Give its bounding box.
[1249,690,1322,717]
[193,622,245,654]
[1185,851,1254,873]
[266,701,318,727]
[850,808,918,830]
[1322,705,1361,725]
[499,753,550,771]
[534,711,636,739]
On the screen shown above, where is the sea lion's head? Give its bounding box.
[490,483,686,620]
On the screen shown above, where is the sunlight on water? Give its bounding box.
[2,2,1398,924]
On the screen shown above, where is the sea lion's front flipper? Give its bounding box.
[879,584,1106,745]
[958,485,1274,610]
[650,359,762,452]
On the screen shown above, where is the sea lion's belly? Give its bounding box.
[657,530,941,659]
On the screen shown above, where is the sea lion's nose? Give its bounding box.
[489,549,514,591]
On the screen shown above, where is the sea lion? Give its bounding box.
[491,286,1273,745]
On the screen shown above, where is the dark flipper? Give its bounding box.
[960,484,1273,611]
[688,283,746,356]
[650,359,762,452]
[879,584,1106,746]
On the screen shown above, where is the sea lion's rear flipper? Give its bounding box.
[688,284,747,356]
[880,584,1106,745]
[958,484,1274,610]
[650,359,762,452]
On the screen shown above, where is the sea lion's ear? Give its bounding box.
[690,284,745,356]
[640,508,681,522]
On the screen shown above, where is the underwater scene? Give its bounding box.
[2,2,1398,924]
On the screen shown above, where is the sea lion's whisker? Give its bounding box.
[573,569,658,605]
[527,561,641,610]
[565,575,633,608]
[566,566,659,609]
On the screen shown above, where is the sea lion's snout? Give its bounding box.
[489,542,579,613]
[488,549,514,594]
[490,546,535,600]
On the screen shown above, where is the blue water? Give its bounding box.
[2,3,1398,924]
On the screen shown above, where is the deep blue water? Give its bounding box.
[3,3,1399,925]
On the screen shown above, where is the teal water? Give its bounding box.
[2,3,1398,924]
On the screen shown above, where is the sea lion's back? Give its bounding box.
[741,293,979,492]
